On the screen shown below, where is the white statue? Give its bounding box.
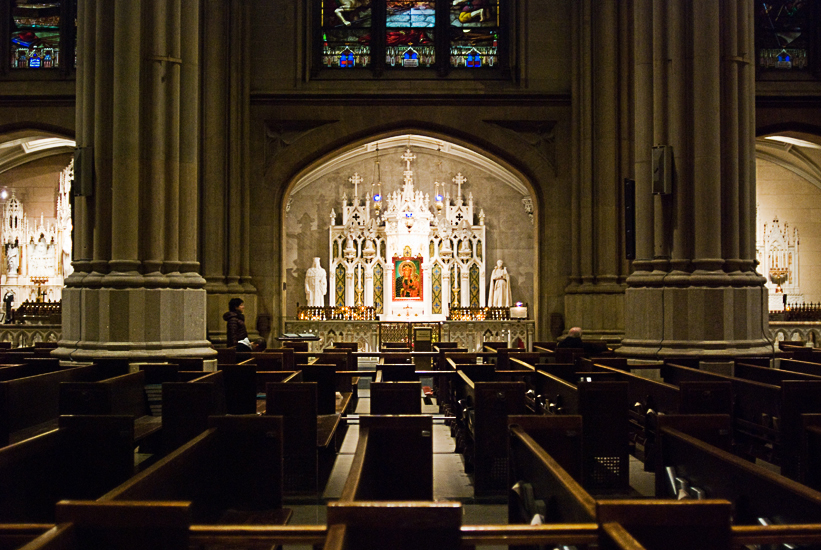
[305,257,327,307]
[488,259,512,307]
[6,245,18,275]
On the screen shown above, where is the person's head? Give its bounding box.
[497,259,503,267]
[228,297,244,313]
[402,264,413,277]
[251,337,267,352]
[568,326,582,338]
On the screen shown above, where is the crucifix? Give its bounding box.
[453,173,467,199]
[349,173,363,199]
[402,304,414,318]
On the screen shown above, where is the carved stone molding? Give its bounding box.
[484,120,557,174]
[264,120,338,165]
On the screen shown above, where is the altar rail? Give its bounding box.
[297,306,376,321]
[771,303,821,322]
[282,320,535,352]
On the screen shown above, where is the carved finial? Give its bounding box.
[400,149,417,171]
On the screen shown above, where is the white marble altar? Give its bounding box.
[757,215,802,311]
[0,159,72,311]
[328,147,487,321]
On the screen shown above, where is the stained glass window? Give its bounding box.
[432,262,442,314]
[469,263,480,307]
[449,0,499,68]
[322,0,372,68]
[319,0,504,73]
[11,1,62,69]
[386,1,435,68]
[374,262,384,314]
[757,1,812,71]
[335,263,346,306]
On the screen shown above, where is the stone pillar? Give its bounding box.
[57,0,212,361]
[200,0,257,343]
[566,0,628,341]
[620,0,770,357]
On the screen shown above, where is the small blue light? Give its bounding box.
[436,194,443,201]
[373,194,381,201]
[404,212,413,218]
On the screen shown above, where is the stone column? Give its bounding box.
[566,0,628,341]
[57,0,212,361]
[200,0,257,343]
[620,0,769,357]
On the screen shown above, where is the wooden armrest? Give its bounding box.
[317,414,342,449]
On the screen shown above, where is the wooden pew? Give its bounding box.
[587,363,732,468]
[655,414,821,525]
[325,501,461,550]
[266,381,342,494]
[0,361,57,382]
[375,363,416,382]
[447,361,525,496]
[0,415,134,522]
[597,500,732,550]
[0,364,125,447]
[58,370,162,445]
[370,381,422,414]
[339,415,433,502]
[735,361,821,384]
[528,369,629,492]
[779,357,821,377]
[161,371,227,452]
[507,418,596,524]
[99,415,291,525]
[803,413,821,491]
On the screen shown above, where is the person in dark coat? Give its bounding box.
[557,326,584,348]
[224,297,248,348]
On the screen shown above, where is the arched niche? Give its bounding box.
[282,133,537,320]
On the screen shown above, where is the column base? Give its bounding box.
[53,286,216,361]
[618,283,773,358]
[564,282,626,342]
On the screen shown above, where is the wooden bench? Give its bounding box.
[508,415,593,524]
[370,381,422,414]
[529,369,629,492]
[99,415,291,525]
[59,370,162,445]
[339,415,433,501]
[0,364,124,447]
[266,381,343,494]
[161,370,228,452]
[663,361,821,475]
[0,415,135,522]
[447,360,525,496]
[586,363,732,467]
[655,414,821,524]
[0,361,57,382]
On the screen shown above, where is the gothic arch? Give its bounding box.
[276,130,542,327]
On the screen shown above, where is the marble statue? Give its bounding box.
[488,259,512,307]
[6,245,18,275]
[305,257,327,307]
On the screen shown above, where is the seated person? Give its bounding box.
[557,326,584,349]
[237,337,267,353]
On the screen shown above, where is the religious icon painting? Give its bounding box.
[393,256,423,300]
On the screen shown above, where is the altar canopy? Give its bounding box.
[329,147,486,320]
[0,159,72,310]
